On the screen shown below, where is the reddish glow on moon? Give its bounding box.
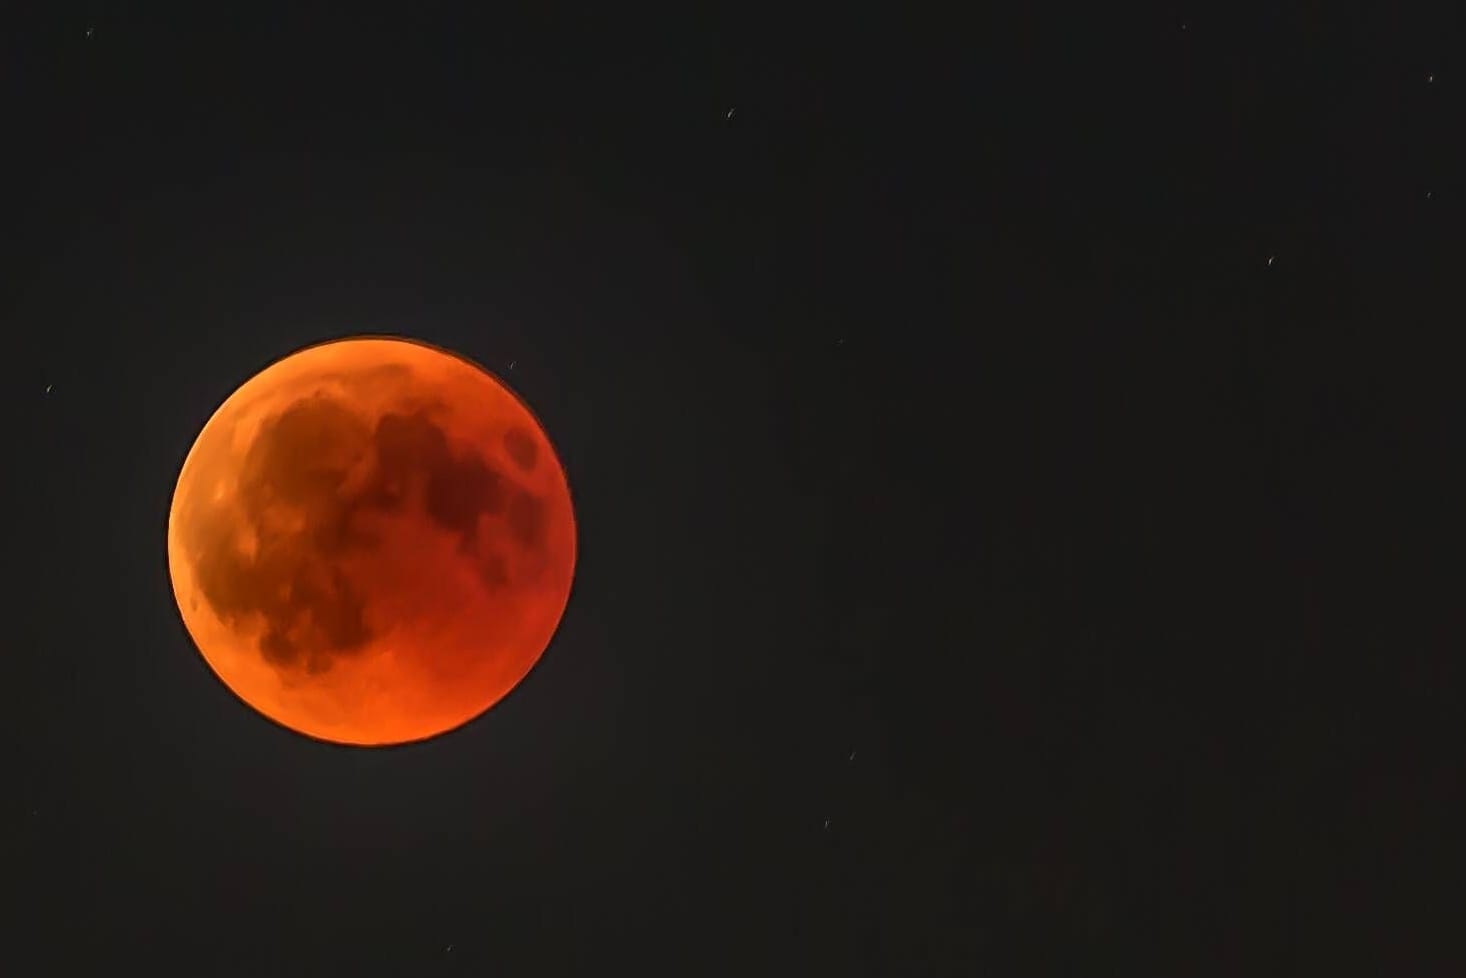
[167,336,577,745]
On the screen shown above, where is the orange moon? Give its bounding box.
[166,336,577,745]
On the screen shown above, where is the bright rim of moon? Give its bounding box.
[167,336,577,745]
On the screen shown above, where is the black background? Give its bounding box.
[5,5,1463,975]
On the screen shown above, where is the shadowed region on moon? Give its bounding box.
[191,393,551,674]
[167,337,576,745]
[502,426,539,471]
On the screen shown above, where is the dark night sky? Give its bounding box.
[5,5,1464,975]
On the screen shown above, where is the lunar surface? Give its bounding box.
[167,336,577,745]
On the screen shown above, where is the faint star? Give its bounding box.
[1428,74,1435,83]
[848,750,856,762]
[45,384,53,394]
[1180,23,1187,31]
[1266,255,1275,266]
[445,944,454,954]
[835,337,845,346]
[725,107,735,120]
[1427,191,1434,199]
[86,27,94,39]
[508,360,516,370]
[823,818,831,830]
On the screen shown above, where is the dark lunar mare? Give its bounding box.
[188,392,549,673]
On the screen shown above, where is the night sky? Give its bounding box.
[6,6,1463,975]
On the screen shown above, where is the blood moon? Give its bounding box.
[166,336,576,745]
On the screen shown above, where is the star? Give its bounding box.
[85,27,94,39]
[1266,255,1275,267]
[1428,73,1435,83]
[45,384,53,394]
[508,360,516,371]
[823,818,831,830]
[848,750,856,762]
[725,107,736,120]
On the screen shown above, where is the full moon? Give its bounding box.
[167,336,577,745]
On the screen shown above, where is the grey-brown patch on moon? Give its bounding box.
[502,426,539,471]
[185,385,547,676]
[506,491,547,549]
[189,393,382,674]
